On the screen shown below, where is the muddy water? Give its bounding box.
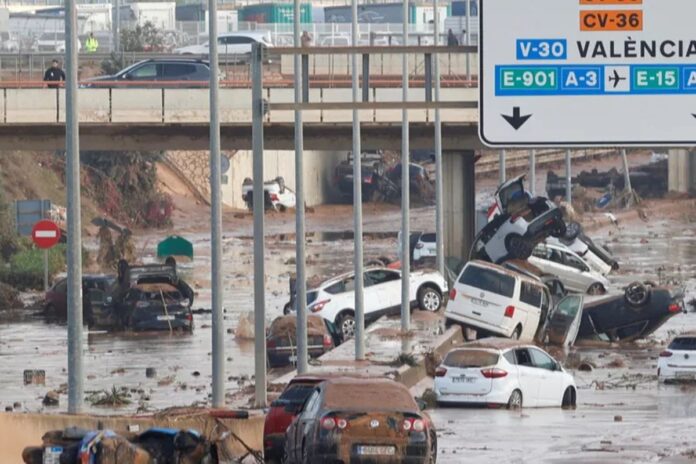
[435,218,696,463]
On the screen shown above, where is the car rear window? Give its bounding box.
[324,382,417,411]
[444,350,499,368]
[421,233,436,243]
[520,282,542,307]
[669,337,696,351]
[459,265,515,298]
[277,384,317,406]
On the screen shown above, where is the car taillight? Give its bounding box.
[481,368,508,379]
[323,334,332,348]
[321,416,347,430]
[336,418,348,430]
[660,351,673,358]
[310,299,331,313]
[668,303,682,313]
[504,306,515,318]
[487,203,498,219]
[364,176,372,184]
[402,418,425,432]
[270,193,279,201]
[185,313,193,322]
[435,367,447,377]
[449,289,456,301]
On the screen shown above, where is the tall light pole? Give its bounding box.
[400,0,410,334]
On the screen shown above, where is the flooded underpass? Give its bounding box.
[435,215,696,463]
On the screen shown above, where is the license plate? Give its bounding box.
[43,446,63,464]
[157,315,175,321]
[357,446,396,456]
[453,375,476,383]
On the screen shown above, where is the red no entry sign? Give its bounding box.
[31,220,61,249]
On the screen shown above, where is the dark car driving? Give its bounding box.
[578,282,685,342]
[84,59,212,88]
[284,377,437,464]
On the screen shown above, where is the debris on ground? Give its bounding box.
[234,312,255,340]
[0,281,22,309]
[42,391,59,407]
[87,386,132,407]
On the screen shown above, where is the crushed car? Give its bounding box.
[101,261,195,332]
[528,242,609,295]
[333,151,392,202]
[242,176,296,212]
[446,260,584,346]
[286,267,448,340]
[434,338,577,409]
[266,315,342,368]
[44,274,116,324]
[578,281,685,342]
[473,175,567,263]
[546,221,619,275]
[283,377,437,463]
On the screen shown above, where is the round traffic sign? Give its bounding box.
[32,220,61,249]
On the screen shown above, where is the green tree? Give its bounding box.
[0,178,20,261]
[120,21,164,52]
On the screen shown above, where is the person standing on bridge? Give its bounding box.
[43,59,65,89]
[447,29,459,47]
[85,32,99,53]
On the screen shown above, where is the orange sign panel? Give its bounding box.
[580,10,643,31]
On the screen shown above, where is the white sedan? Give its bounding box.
[435,339,577,408]
[305,268,448,340]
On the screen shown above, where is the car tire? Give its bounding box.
[505,234,534,260]
[624,281,651,307]
[550,220,568,238]
[564,221,582,241]
[283,303,292,315]
[418,286,442,312]
[366,258,387,267]
[507,389,523,409]
[587,282,606,295]
[561,387,577,409]
[337,312,356,340]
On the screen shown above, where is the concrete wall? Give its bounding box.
[443,150,476,261]
[668,149,696,194]
[222,149,345,209]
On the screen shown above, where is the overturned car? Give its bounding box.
[473,175,567,264]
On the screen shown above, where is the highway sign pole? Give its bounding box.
[529,149,536,196]
[65,0,83,414]
[565,149,572,202]
[479,0,696,146]
[433,0,445,277]
[293,0,309,374]
[621,148,633,203]
[351,0,366,361]
[251,43,267,408]
[499,150,506,184]
[44,249,49,291]
[208,0,225,408]
[400,0,411,335]
[32,220,61,292]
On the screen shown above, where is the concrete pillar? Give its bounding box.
[443,150,476,261]
[668,149,696,193]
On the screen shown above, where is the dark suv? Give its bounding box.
[84,59,212,88]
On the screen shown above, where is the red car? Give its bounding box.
[263,375,327,463]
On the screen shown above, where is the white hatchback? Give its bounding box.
[305,268,448,340]
[434,339,577,408]
[658,334,696,383]
[528,242,610,295]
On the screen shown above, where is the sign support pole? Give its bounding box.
[565,150,572,203]
[400,0,411,336]
[529,149,536,196]
[433,0,444,277]
[44,249,49,292]
[499,150,506,184]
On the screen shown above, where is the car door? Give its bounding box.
[561,252,591,292]
[529,348,564,406]
[512,348,542,406]
[126,62,161,84]
[162,63,198,84]
[287,388,320,462]
[364,270,400,318]
[542,294,584,346]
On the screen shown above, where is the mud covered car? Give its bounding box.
[105,262,195,332]
[284,377,437,463]
[44,274,116,322]
[266,315,341,368]
[242,176,296,212]
[474,175,566,263]
[578,282,685,342]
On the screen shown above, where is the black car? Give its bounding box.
[386,162,430,194]
[333,152,388,202]
[578,282,685,342]
[44,275,116,322]
[266,315,342,368]
[284,377,437,464]
[84,59,211,88]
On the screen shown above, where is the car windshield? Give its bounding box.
[444,350,499,368]
[669,337,696,351]
[276,384,317,407]
[555,294,583,317]
[459,265,515,297]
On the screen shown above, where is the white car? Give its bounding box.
[434,339,577,408]
[397,231,437,262]
[546,222,619,276]
[658,334,696,383]
[242,177,296,212]
[34,31,82,53]
[305,268,448,339]
[528,242,609,295]
[174,32,272,58]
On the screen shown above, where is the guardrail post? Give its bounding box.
[424,53,433,103]
[362,54,369,103]
[301,54,309,103]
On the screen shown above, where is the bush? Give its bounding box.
[121,22,164,52]
[0,245,67,290]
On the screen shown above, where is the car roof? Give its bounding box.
[138,58,209,65]
[219,31,268,37]
[314,267,399,290]
[465,260,541,286]
[321,377,418,411]
[458,337,537,351]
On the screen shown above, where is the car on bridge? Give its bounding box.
[173,31,273,63]
[83,58,215,88]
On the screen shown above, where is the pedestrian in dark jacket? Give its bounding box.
[447,29,459,46]
[43,60,65,88]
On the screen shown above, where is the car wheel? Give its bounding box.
[418,286,442,312]
[283,303,292,315]
[510,325,522,340]
[505,234,534,260]
[507,389,523,409]
[561,387,576,409]
[338,312,356,340]
[550,220,568,238]
[278,204,287,213]
[587,282,606,295]
[624,281,651,306]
